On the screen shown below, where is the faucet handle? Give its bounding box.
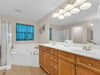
[83,46,87,50]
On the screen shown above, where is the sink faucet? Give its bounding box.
[83,43,94,51]
[83,46,91,51]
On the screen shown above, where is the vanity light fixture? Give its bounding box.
[59,9,65,14]
[64,4,74,11]
[64,12,71,17]
[75,0,83,3]
[52,13,59,18]
[52,0,92,19]
[80,2,92,10]
[58,15,64,19]
[71,8,80,14]
[91,23,94,26]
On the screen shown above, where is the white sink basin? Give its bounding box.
[71,47,100,56]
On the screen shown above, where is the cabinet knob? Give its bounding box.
[76,66,78,69]
[51,64,54,66]
[88,64,92,66]
[72,64,74,67]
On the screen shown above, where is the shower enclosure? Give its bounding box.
[0,19,12,67]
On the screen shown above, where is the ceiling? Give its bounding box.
[0,0,66,22]
[50,0,100,26]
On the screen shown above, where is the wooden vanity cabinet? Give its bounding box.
[58,58,75,75]
[50,61,58,75]
[76,56,100,75]
[58,51,76,75]
[50,48,58,75]
[44,52,51,74]
[39,45,51,74]
[76,65,99,75]
[39,46,44,68]
[39,45,100,75]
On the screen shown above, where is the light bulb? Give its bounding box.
[52,13,59,18]
[80,2,92,10]
[58,15,64,19]
[64,12,71,17]
[64,4,74,11]
[71,8,80,14]
[91,23,94,26]
[59,9,65,14]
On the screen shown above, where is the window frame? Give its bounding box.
[16,23,34,41]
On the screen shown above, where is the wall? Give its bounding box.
[38,13,52,43]
[0,15,39,67]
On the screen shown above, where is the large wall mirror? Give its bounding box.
[48,0,100,45]
[49,19,100,45]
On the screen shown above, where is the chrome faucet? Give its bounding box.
[83,43,94,51]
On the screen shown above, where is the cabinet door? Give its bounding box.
[44,52,51,74]
[76,66,99,75]
[39,51,44,67]
[58,58,75,75]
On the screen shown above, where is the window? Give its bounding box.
[49,28,52,40]
[16,23,34,41]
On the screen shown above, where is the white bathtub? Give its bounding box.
[0,65,11,70]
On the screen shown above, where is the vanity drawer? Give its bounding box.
[51,61,58,69]
[44,48,50,53]
[59,51,75,63]
[76,56,100,74]
[50,48,58,56]
[39,45,50,53]
[51,55,58,63]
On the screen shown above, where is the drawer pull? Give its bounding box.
[51,64,53,66]
[76,66,78,69]
[72,64,74,67]
[51,64,55,66]
[88,64,92,66]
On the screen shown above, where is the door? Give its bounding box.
[76,66,99,75]
[58,58,75,75]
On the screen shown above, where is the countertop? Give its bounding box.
[40,43,100,60]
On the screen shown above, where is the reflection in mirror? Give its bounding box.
[48,0,100,45]
[49,21,96,44]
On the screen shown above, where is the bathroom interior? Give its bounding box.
[0,0,100,75]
